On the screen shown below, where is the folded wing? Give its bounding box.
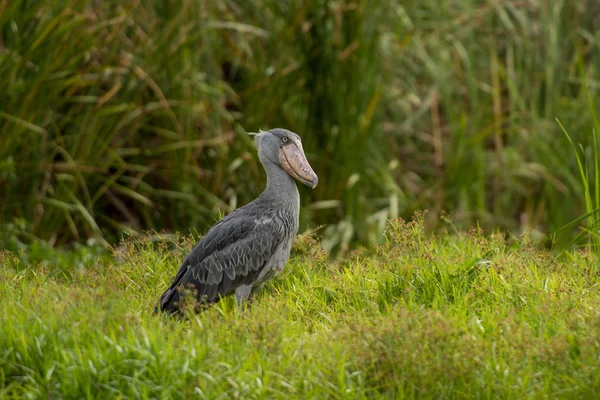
[157,209,281,313]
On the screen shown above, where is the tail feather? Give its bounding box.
[154,287,182,315]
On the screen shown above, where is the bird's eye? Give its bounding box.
[282,137,289,143]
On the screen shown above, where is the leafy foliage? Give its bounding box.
[1,0,600,252]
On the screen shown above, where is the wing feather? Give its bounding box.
[157,209,282,313]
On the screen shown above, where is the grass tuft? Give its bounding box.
[555,86,600,259]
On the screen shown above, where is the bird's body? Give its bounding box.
[156,128,317,314]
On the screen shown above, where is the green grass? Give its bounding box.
[2,0,600,253]
[382,0,600,240]
[1,217,599,398]
[0,0,259,246]
[557,85,600,255]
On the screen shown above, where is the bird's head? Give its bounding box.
[251,128,319,189]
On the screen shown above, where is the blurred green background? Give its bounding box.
[1,0,599,254]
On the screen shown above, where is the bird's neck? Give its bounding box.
[261,162,300,208]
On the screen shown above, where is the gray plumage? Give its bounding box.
[156,128,318,314]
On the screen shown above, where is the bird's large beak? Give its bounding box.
[279,140,319,188]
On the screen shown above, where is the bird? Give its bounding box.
[155,128,318,315]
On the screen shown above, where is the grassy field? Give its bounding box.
[2,2,600,397]
[1,216,599,398]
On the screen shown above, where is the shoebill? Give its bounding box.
[156,128,318,314]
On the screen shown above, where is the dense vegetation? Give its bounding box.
[2,2,600,397]
[2,1,600,253]
[1,217,599,398]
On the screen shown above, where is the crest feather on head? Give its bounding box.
[248,129,267,147]
[248,129,267,137]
